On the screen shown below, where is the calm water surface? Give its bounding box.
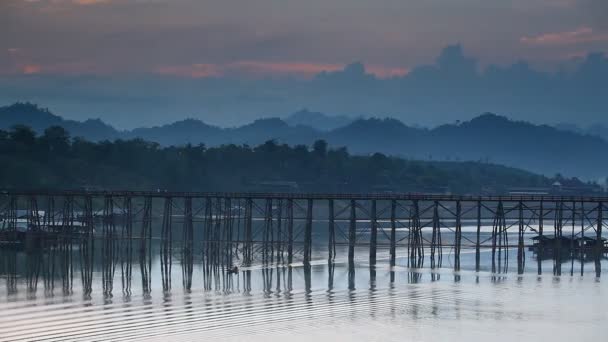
[1,234,607,341]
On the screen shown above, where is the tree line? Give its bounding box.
[0,124,573,194]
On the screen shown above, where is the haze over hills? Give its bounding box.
[284,109,354,131]
[555,123,608,142]
[1,102,607,180]
[4,45,607,129]
[0,103,122,141]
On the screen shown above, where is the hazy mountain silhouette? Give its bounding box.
[327,118,425,155]
[225,118,318,146]
[2,102,608,179]
[127,119,222,146]
[284,109,354,131]
[4,46,606,129]
[0,103,122,141]
[555,122,608,142]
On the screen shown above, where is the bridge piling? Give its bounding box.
[455,201,462,271]
[538,200,544,275]
[328,199,336,261]
[348,199,356,266]
[370,199,377,265]
[244,198,253,266]
[287,198,294,265]
[140,197,152,254]
[517,200,525,274]
[554,201,563,275]
[475,201,481,272]
[304,199,313,266]
[410,200,423,268]
[596,202,603,277]
[431,201,440,269]
[276,199,283,264]
[390,200,396,268]
[570,201,576,276]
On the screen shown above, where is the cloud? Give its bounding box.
[2,45,605,131]
[155,61,407,79]
[71,0,111,4]
[156,64,222,78]
[22,0,115,4]
[21,64,41,74]
[365,65,409,78]
[521,27,608,45]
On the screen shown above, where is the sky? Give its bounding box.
[1,0,607,128]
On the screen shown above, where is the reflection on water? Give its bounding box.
[1,234,607,341]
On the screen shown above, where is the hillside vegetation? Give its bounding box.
[0,125,559,194]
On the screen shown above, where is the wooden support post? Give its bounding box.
[390,200,397,267]
[213,197,222,267]
[264,198,273,263]
[84,195,94,237]
[123,196,133,240]
[183,197,193,246]
[580,201,585,276]
[500,200,507,272]
[517,200,525,274]
[475,200,481,272]
[554,202,563,275]
[596,202,603,255]
[245,198,253,266]
[276,199,282,264]
[140,196,152,253]
[349,199,356,265]
[7,195,17,239]
[121,195,133,294]
[570,201,576,276]
[370,199,378,265]
[203,197,212,264]
[287,199,294,265]
[103,195,115,239]
[538,200,544,275]
[162,197,173,246]
[224,197,233,267]
[328,199,335,261]
[431,201,440,269]
[304,199,313,266]
[28,195,41,233]
[410,200,422,267]
[161,197,173,289]
[45,195,55,233]
[596,202,603,277]
[491,200,501,274]
[455,200,462,271]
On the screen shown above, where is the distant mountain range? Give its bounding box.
[554,123,608,142]
[1,102,607,180]
[283,109,354,131]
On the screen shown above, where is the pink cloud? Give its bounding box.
[521,27,608,45]
[21,64,42,74]
[366,65,409,78]
[156,61,408,79]
[156,64,222,78]
[72,0,111,4]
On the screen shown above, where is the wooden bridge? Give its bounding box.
[1,190,607,275]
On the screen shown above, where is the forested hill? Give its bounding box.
[0,124,568,194]
[2,102,608,179]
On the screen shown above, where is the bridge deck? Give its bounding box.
[1,189,607,202]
